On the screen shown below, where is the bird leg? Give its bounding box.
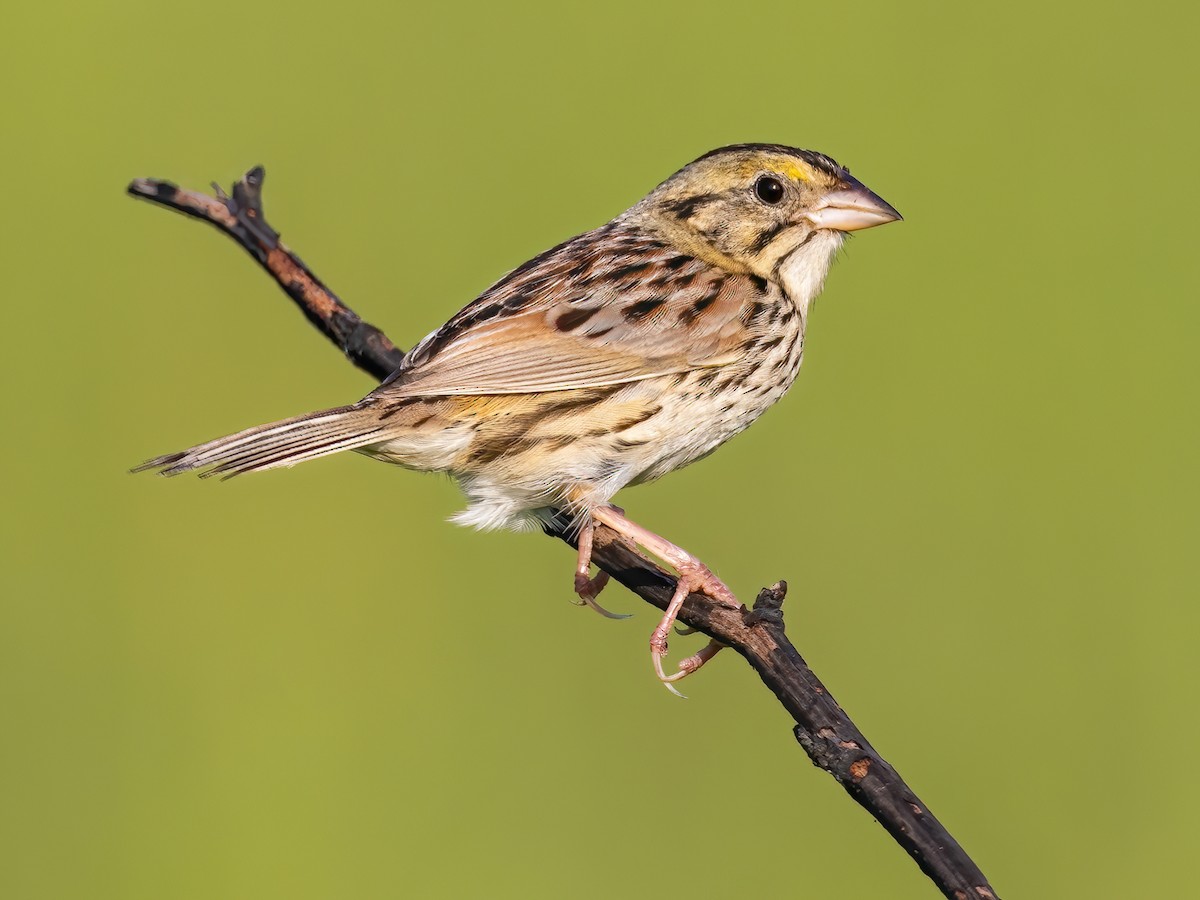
[572,516,629,620]
[591,505,740,696]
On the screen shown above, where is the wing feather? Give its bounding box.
[373,224,768,399]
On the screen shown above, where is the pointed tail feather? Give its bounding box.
[133,403,389,479]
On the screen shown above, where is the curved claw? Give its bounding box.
[674,624,698,636]
[574,571,631,619]
[652,652,689,699]
[582,594,633,620]
[652,639,726,697]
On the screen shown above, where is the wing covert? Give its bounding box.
[373,225,771,399]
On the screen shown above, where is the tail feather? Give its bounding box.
[134,403,389,478]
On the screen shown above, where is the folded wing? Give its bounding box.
[375,226,765,399]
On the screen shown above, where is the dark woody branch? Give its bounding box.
[127,169,999,900]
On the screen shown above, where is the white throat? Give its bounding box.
[777,230,844,321]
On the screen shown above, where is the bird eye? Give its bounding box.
[754,175,785,205]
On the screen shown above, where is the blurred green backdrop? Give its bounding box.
[2,1,1196,897]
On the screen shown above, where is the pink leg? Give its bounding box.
[668,640,726,681]
[591,505,740,695]
[572,517,629,620]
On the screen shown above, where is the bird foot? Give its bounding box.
[648,562,738,697]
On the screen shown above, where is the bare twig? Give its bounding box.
[127,169,999,899]
[129,168,403,379]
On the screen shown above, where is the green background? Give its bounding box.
[2,1,1196,897]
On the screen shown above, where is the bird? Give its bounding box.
[136,144,901,694]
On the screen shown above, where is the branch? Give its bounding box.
[128,168,403,380]
[128,169,1000,900]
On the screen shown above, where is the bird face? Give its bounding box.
[633,144,901,284]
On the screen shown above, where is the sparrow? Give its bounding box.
[137,144,901,693]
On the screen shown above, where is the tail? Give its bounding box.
[133,402,390,479]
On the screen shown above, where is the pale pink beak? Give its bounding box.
[806,176,902,232]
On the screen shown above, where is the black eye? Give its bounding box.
[755,175,785,205]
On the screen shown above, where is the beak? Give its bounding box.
[805,175,903,232]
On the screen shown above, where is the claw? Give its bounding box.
[650,622,687,697]
[574,571,631,619]
[653,651,689,698]
[583,594,632,620]
[652,638,726,697]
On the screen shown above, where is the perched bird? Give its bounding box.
[137,144,901,693]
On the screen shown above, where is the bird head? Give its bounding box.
[632,144,901,300]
